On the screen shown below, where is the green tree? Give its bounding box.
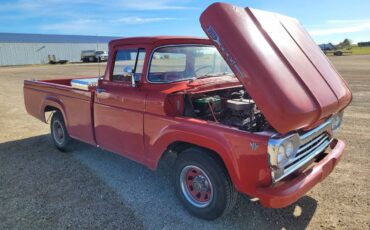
[336,38,352,49]
[342,38,352,46]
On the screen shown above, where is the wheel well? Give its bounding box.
[44,106,61,122]
[44,105,59,112]
[167,141,194,155]
[158,141,228,174]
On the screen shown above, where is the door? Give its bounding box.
[94,48,147,161]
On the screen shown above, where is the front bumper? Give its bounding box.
[256,139,345,208]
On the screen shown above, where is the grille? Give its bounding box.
[268,119,335,182]
[283,132,331,178]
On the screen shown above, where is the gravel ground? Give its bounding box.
[0,57,369,229]
[0,136,143,229]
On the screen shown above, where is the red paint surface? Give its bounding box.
[24,3,351,209]
[200,3,352,134]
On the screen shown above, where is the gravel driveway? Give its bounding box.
[0,58,369,229]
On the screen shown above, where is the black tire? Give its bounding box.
[50,111,74,152]
[334,51,343,56]
[174,147,238,220]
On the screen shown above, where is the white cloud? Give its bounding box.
[327,19,370,24]
[308,20,370,36]
[39,19,105,34]
[114,17,180,24]
[2,0,192,34]
[39,17,181,34]
[41,20,95,30]
[1,0,194,11]
[114,0,195,10]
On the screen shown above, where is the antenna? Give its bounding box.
[97,34,101,77]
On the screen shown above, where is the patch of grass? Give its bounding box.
[325,45,370,56]
[350,45,370,55]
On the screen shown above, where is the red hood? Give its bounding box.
[200,3,352,134]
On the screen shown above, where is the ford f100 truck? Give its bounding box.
[24,3,352,220]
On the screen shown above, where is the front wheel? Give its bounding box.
[50,111,73,152]
[174,147,238,220]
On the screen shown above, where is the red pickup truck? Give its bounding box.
[24,3,352,220]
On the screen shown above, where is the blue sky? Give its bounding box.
[0,0,369,44]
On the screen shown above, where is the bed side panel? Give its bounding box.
[24,80,96,145]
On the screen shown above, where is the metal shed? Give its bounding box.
[0,33,118,66]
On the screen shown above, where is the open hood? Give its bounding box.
[200,3,352,134]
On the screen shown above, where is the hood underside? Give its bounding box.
[200,3,352,134]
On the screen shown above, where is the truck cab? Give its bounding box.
[24,3,352,220]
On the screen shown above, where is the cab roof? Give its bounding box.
[109,36,212,47]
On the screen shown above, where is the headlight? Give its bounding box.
[277,141,295,163]
[331,111,344,131]
[285,141,294,158]
[277,145,286,163]
[272,137,298,166]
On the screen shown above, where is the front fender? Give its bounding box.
[144,116,270,192]
[153,125,240,181]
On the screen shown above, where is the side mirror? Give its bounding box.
[123,66,136,87]
[123,66,133,77]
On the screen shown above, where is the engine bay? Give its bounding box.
[183,87,269,132]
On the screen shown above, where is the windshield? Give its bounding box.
[148,46,233,83]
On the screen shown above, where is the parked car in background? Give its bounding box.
[24,3,352,220]
[319,43,352,56]
[81,50,108,62]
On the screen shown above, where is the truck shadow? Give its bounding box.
[0,135,317,229]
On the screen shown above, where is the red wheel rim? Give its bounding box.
[180,165,213,208]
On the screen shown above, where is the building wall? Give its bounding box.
[0,42,108,66]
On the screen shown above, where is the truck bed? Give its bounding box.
[24,77,97,145]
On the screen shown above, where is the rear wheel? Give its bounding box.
[334,51,343,56]
[50,111,73,152]
[174,147,238,220]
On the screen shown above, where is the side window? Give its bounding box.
[112,49,146,82]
